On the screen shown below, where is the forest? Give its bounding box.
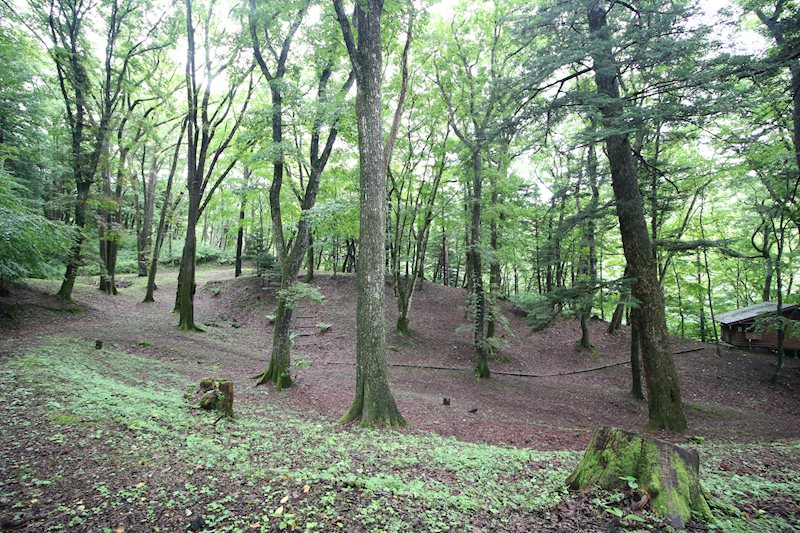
[1,0,799,530]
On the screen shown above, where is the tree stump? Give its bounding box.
[197,378,234,419]
[566,427,712,528]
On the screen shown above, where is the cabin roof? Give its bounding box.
[716,302,799,325]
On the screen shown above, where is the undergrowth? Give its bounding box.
[1,337,798,531]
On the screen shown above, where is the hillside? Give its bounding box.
[205,270,800,449]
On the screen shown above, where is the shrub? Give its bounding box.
[257,251,276,271]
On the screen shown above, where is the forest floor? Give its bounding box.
[1,266,799,532]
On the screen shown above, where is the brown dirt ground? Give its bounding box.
[3,267,799,452]
[2,267,800,531]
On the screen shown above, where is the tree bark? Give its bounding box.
[250,4,349,389]
[178,204,199,331]
[57,180,91,300]
[630,309,644,400]
[469,147,490,378]
[305,231,314,282]
[486,154,503,341]
[177,0,251,329]
[588,1,686,431]
[579,141,600,349]
[235,167,249,278]
[145,124,185,303]
[608,265,630,334]
[334,0,405,427]
[138,152,159,277]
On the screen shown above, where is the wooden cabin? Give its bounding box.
[716,302,800,351]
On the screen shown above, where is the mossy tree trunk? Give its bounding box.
[138,151,159,277]
[469,146,490,378]
[485,145,506,342]
[249,1,351,389]
[178,205,199,331]
[630,309,644,400]
[99,158,119,296]
[588,1,687,431]
[57,181,91,301]
[334,0,406,427]
[254,277,294,390]
[567,427,712,529]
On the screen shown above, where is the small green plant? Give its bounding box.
[294,358,310,369]
[316,322,331,332]
[278,282,324,310]
[257,251,277,271]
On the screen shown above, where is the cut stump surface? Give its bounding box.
[197,378,234,419]
[566,427,712,528]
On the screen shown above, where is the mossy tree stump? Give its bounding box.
[197,378,234,419]
[567,427,712,528]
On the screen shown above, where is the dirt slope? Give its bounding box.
[2,268,799,450]
[206,271,800,450]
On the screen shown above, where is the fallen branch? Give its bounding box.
[326,346,703,377]
[1,514,48,530]
[494,360,630,377]
[324,359,631,377]
[672,347,704,355]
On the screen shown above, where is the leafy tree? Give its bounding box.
[0,169,72,295]
[250,0,355,389]
[177,0,253,331]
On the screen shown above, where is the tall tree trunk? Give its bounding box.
[139,153,159,277]
[468,146,490,377]
[696,251,706,342]
[235,167,249,278]
[588,0,686,431]
[146,125,186,303]
[251,3,350,388]
[178,204,199,331]
[608,264,630,334]
[305,231,314,282]
[630,309,645,400]
[57,180,91,300]
[393,132,446,334]
[763,263,773,301]
[442,228,449,286]
[579,142,600,349]
[98,161,117,295]
[486,160,502,341]
[334,0,405,427]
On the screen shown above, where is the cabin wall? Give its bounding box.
[724,320,800,350]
